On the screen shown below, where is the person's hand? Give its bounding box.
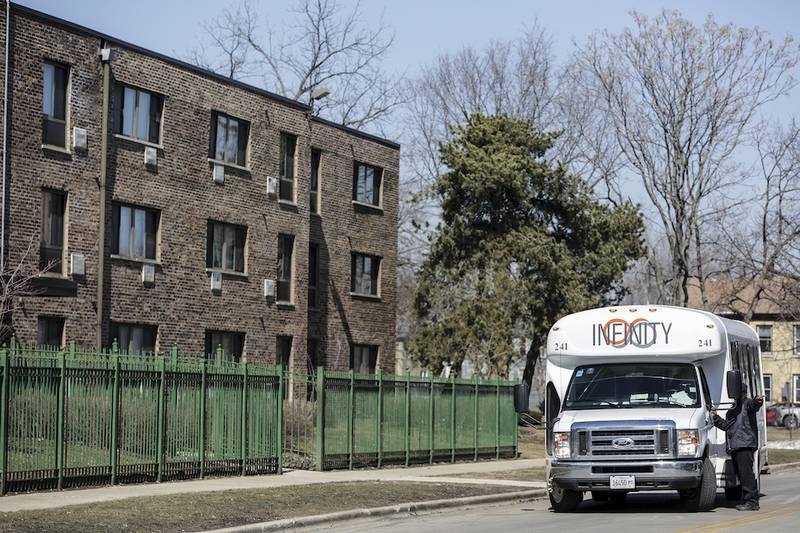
[710,409,717,417]
[754,395,764,404]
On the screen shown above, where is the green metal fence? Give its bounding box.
[0,344,519,493]
[0,343,282,494]
[313,369,518,471]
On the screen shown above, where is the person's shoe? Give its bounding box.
[735,502,760,511]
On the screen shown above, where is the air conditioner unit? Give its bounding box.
[142,264,155,285]
[144,146,157,166]
[210,271,222,292]
[72,127,88,151]
[70,253,85,277]
[213,164,225,185]
[263,278,276,299]
[266,176,278,196]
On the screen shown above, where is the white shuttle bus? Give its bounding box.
[544,306,766,512]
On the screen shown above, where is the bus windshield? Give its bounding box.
[563,363,700,410]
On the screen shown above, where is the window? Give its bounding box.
[277,336,292,368]
[205,330,244,362]
[795,325,800,355]
[353,162,382,206]
[37,317,64,347]
[211,112,249,166]
[310,149,321,214]
[112,204,159,260]
[279,133,297,202]
[308,244,319,308]
[113,84,163,143]
[307,338,320,399]
[40,189,66,273]
[351,344,378,374]
[207,221,246,273]
[110,323,157,354]
[277,335,293,399]
[795,375,800,403]
[351,253,380,296]
[277,234,294,303]
[764,374,772,403]
[757,325,772,353]
[42,62,68,147]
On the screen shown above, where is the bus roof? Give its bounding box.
[546,305,756,361]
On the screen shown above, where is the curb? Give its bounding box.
[202,489,547,532]
[767,461,800,474]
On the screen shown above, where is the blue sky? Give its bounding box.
[17,0,800,81]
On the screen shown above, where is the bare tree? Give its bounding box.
[0,238,53,344]
[188,0,403,131]
[574,10,800,306]
[713,119,800,320]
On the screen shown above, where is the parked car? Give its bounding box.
[766,402,800,429]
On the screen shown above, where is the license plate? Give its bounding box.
[610,475,635,489]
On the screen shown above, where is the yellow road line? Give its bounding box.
[673,504,798,533]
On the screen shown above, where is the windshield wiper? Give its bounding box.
[635,400,692,408]
[567,399,622,409]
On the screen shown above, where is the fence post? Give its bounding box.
[56,348,66,489]
[276,364,283,475]
[428,374,434,464]
[513,381,519,457]
[496,378,501,460]
[473,375,479,462]
[315,367,325,471]
[110,347,120,485]
[199,357,207,479]
[450,374,456,464]
[347,370,354,470]
[240,360,248,476]
[0,347,9,495]
[376,369,382,468]
[404,372,411,467]
[157,355,166,482]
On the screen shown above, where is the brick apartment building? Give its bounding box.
[0,3,399,373]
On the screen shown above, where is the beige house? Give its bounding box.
[688,279,800,404]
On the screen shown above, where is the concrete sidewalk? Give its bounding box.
[0,458,545,513]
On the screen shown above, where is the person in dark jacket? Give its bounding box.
[710,383,764,511]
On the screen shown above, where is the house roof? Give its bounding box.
[687,277,800,319]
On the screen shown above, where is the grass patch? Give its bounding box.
[769,448,800,465]
[436,466,547,482]
[768,427,800,442]
[0,481,518,533]
[517,426,545,459]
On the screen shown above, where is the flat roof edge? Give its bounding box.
[11,2,401,150]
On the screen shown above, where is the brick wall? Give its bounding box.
[0,4,399,372]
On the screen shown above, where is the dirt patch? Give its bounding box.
[434,466,547,482]
[0,482,519,533]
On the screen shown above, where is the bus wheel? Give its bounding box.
[725,486,743,501]
[550,483,582,512]
[591,491,609,502]
[682,458,716,512]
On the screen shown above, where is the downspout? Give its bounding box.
[96,41,111,349]
[1,0,11,274]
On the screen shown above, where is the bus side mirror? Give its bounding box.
[727,370,742,400]
[514,383,530,413]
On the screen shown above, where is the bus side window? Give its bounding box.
[545,382,560,456]
[698,368,713,410]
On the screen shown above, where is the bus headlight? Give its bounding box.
[677,430,699,456]
[553,432,571,459]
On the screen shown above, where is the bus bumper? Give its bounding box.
[549,459,703,492]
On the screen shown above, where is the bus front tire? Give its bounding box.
[550,483,582,512]
[681,458,716,512]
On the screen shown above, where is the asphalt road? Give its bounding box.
[297,471,800,533]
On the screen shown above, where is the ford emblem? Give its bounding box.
[612,437,634,448]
